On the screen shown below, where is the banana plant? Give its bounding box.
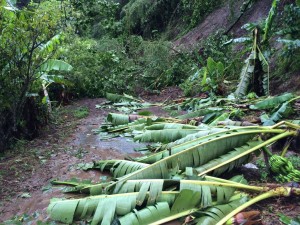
[234,28,269,98]
[232,0,281,98]
[36,59,72,112]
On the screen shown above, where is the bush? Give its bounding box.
[0,0,64,151]
[63,35,193,97]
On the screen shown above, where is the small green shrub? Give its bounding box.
[73,107,89,119]
[180,57,225,96]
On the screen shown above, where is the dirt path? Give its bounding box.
[0,98,157,223]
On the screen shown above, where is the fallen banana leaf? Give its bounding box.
[145,123,197,130]
[250,93,294,110]
[194,197,248,225]
[107,128,287,192]
[93,160,149,178]
[48,191,178,224]
[134,127,271,164]
[209,112,230,126]
[195,140,262,176]
[234,50,255,98]
[177,108,224,120]
[106,92,143,103]
[117,202,171,225]
[263,102,294,126]
[134,129,202,143]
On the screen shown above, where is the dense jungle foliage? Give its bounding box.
[0,0,299,151]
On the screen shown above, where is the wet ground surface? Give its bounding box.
[0,95,180,224]
[0,98,153,223]
[0,88,299,224]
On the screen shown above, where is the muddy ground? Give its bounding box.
[0,87,299,224]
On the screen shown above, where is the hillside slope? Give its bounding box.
[174,0,273,49]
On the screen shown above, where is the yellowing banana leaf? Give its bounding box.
[134,129,201,143]
[234,51,255,98]
[249,93,294,110]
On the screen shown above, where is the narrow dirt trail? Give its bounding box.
[0,98,156,222]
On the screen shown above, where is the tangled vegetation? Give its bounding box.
[0,0,300,222]
[1,0,299,150]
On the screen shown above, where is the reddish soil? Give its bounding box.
[173,0,273,50]
[0,98,142,222]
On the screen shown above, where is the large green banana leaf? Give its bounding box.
[117,202,172,225]
[49,176,246,224]
[38,59,73,72]
[195,140,262,176]
[194,197,248,225]
[177,108,223,120]
[134,127,267,164]
[94,160,149,178]
[48,191,178,225]
[106,92,142,103]
[250,93,294,110]
[134,129,201,143]
[108,128,284,192]
[145,123,197,130]
[263,102,294,126]
[115,176,245,225]
[263,0,279,42]
[118,190,201,225]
